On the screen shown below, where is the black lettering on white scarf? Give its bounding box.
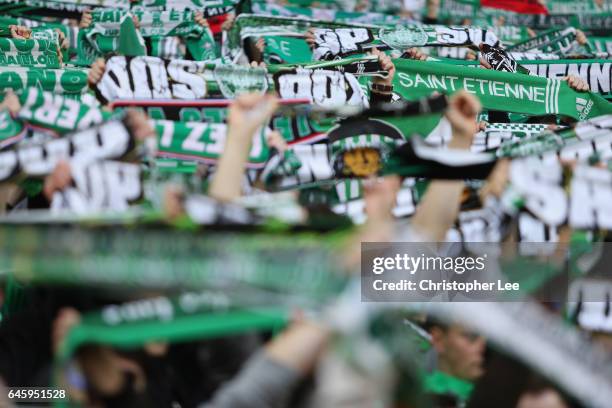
[273,68,369,109]
[95,56,208,105]
[311,28,374,60]
[51,160,142,214]
[0,120,134,182]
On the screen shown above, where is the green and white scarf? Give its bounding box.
[496,114,612,159]
[506,28,590,57]
[17,87,109,135]
[2,225,344,299]
[310,26,499,60]
[0,38,60,68]
[589,37,612,54]
[154,119,272,168]
[425,121,551,153]
[0,66,88,95]
[519,60,612,99]
[444,58,612,99]
[391,58,612,120]
[91,9,204,38]
[81,10,218,62]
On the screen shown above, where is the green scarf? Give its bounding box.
[0,66,88,95]
[443,59,612,99]
[391,58,612,120]
[0,16,77,55]
[59,297,288,361]
[78,9,218,64]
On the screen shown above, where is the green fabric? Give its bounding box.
[117,13,147,57]
[0,274,29,319]
[0,108,25,148]
[391,58,612,120]
[424,370,474,401]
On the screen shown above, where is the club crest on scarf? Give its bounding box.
[479,43,518,73]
